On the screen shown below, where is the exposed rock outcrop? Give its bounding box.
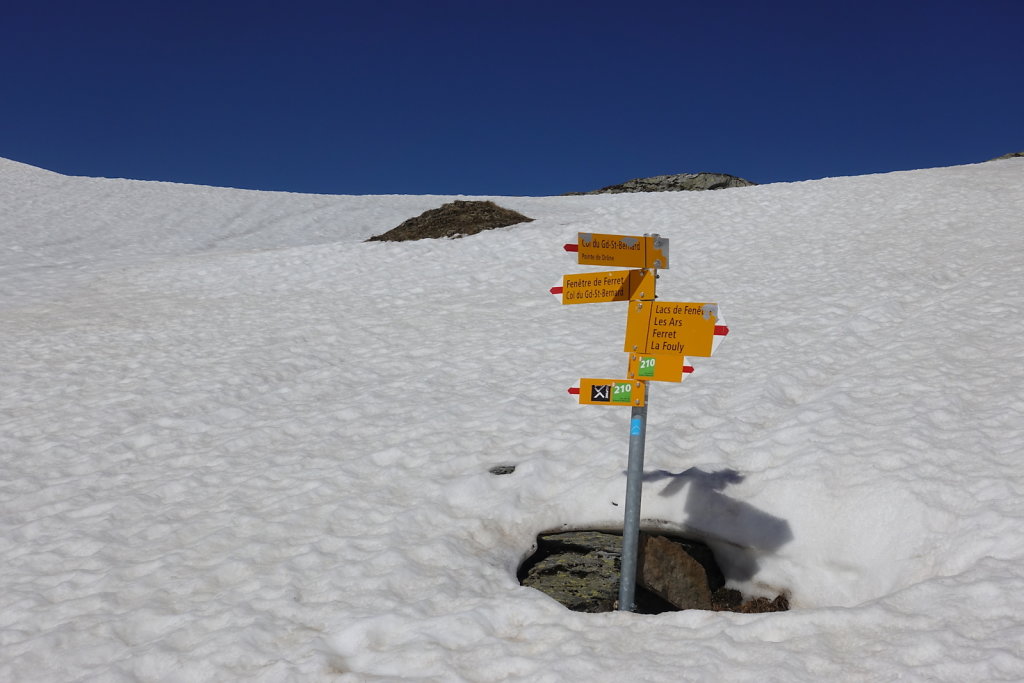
[519,532,622,613]
[568,172,755,195]
[366,200,533,242]
[518,530,789,614]
[990,151,1024,160]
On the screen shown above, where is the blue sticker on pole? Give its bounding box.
[630,418,642,435]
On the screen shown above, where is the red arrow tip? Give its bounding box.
[550,286,563,295]
[683,366,695,374]
[714,325,730,336]
[568,387,580,395]
[563,243,579,252]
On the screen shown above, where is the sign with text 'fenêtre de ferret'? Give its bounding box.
[554,269,656,305]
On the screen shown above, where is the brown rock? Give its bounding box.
[738,595,790,613]
[637,535,713,610]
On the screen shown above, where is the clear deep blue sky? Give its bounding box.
[3,1,1021,196]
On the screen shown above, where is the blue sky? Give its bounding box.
[2,0,1021,195]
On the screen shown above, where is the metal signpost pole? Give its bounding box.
[618,381,648,612]
[554,231,726,612]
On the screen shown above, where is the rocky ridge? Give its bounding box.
[567,172,756,195]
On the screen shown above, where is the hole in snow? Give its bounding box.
[518,529,789,614]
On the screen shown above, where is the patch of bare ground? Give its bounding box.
[366,200,533,242]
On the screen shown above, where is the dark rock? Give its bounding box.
[990,151,1024,161]
[711,587,744,611]
[538,531,623,555]
[737,594,790,613]
[366,200,533,242]
[520,532,622,612]
[488,465,516,475]
[568,172,756,195]
[518,529,789,615]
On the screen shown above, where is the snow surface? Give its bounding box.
[2,156,1023,681]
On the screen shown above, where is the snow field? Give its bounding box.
[1,157,1023,680]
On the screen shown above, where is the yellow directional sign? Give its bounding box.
[576,378,646,406]
[624,301,720,357]
[559,269,656,305]
[626,353,689,383]
[576,233,669,270]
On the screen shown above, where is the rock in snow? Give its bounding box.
[520,531,623,612]
[637,534,721,610]
[366,199,533,241]
[520,530,775,613]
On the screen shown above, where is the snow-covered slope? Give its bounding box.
[2,157,1023,680]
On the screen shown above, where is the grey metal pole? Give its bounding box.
[618,382,649,611]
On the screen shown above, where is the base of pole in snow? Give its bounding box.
[617,387,648,612]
